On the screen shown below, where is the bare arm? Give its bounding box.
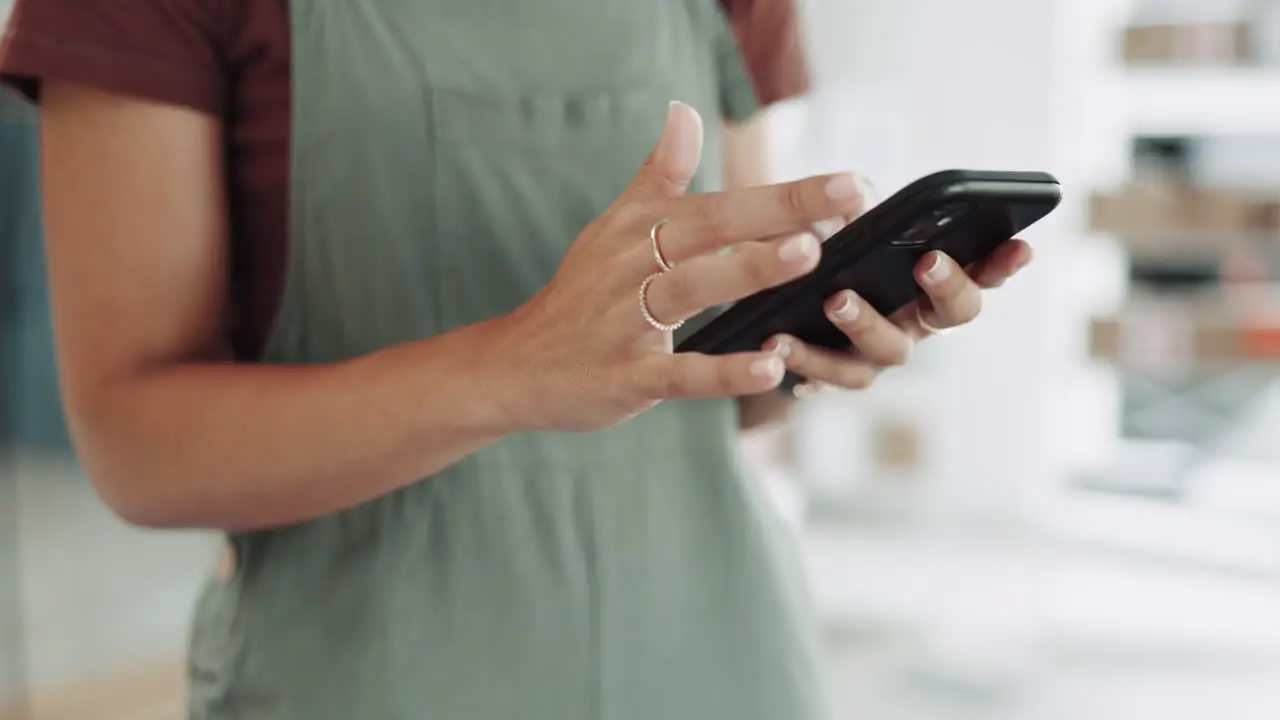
[44,88,861,530]
[723,113,801,431]
[41,84,525,531]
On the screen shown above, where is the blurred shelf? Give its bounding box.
[1090,305,1280,366]
[1088,188,1280,256]
[1122,67,1280,136]
[1102,235,1278,267]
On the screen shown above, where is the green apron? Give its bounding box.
[188,1,828,717]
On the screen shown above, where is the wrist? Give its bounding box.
[457,308,559,435]
[376,315,541,442]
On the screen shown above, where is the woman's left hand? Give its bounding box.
[764,238,1033,395]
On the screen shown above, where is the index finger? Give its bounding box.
[634,350,786,401]
[656,173,866,264]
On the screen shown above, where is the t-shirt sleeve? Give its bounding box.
[0,0,227,115]
[723,0,813,109]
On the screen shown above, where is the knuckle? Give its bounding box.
[742,246,781,287]
[715,358,740,395]
[611,200,651,230]
[659,271,697,311]
[650,362,681,399]
[663,372,686,399]
[698,197,731,239]
[784,181,811,217]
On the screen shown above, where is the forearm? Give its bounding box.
[722,112,801,430]
[73,318,523,531]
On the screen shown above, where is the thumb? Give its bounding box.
[624,101,704,201]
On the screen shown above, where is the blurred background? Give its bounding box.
[3,0,1280,718]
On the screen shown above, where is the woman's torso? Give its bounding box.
[8,0,801,363]
[3,1,826,718]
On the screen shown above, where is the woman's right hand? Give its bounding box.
[495,102,865,432]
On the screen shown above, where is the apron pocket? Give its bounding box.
[423,84,673,326]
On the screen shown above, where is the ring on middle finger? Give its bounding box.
[650,218,676,273]
[638,273,684,332]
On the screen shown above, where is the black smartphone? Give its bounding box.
[675,169,1062,389]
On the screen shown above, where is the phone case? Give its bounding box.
[675,169,1062,390]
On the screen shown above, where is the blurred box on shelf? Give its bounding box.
[1090,291,1280,366]
[871,418,923,472]
[1090,185,1280,255]
[1089,185,1184,237]
[1123,23,1254,65]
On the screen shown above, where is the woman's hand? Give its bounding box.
[766,239,1034,395]
[492,101,865,432]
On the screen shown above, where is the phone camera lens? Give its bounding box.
[933,202,970,227]
[891,220,934,247]
[891,203,971,248]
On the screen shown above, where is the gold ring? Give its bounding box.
[916,306,952,335]
[639,273,684,332]
[650,218,676,273]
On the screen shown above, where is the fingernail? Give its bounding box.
[925,252,951,284]
[824,174,860,201]
[779,233,818,262]
[795,382,826,398]
[855,175,881,208]
[811,218,844,242]
[651,102,679,163]
[666,100,690,125]
[766,336,793,359]
[1016,247,1033,269]
[654,101,701,168]
[660,101,681,137]
[828,292,859,322]
[750,356,785,380]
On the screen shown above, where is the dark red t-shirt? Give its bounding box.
[0,0,812,359]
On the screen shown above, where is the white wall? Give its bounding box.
[782,0,1093,526]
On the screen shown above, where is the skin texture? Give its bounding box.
[722,112,1033,430]
[39,89,869,531]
